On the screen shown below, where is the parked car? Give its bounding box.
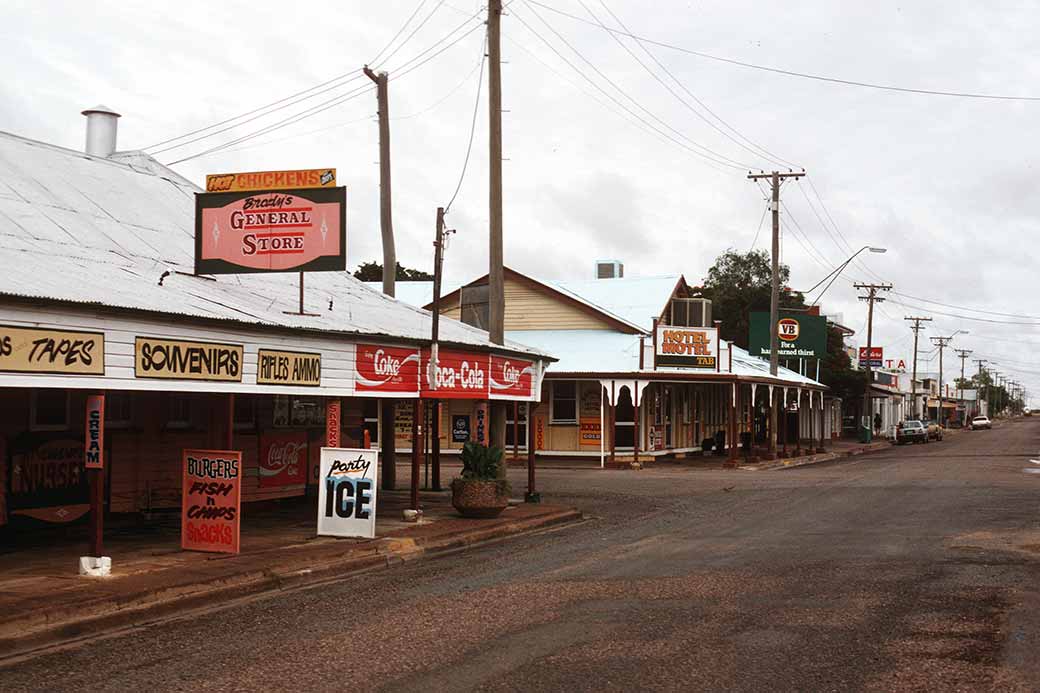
[924,420,944,441]
[969,415,992,430]
[895,420,928,445]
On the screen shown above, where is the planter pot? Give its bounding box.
[451,478,509,518]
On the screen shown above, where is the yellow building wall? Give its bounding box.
[437,277,618,330]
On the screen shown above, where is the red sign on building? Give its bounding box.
[858,346,884,368]
[195,187,346,275]
[355,344,420,394]
[84,394,105,470]
[181,449,241,554]
[259,432,308,487]
[421,349,490,399]
[326,399,341,448]
[489,355,536,399]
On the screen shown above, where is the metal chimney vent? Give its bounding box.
[81,104,121,157]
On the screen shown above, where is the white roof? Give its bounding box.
[363,280,435,309]
[0,131,545,356]
[545,276,681,332]
[508,330,822,387]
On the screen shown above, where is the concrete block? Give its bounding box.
[78,556,111,577]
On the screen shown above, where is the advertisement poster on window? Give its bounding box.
[7,435,88,523]
[259,432,308,487]
[452,414,471,443]
[394,400,414,446]
[182,449,241,554]
[579,418,601,448]
[317,447,378,538]
[579,382,601,418]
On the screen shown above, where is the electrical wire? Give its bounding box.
[444,31,488,213]
[886,298,1040,326]
[375,0,449,69]
[525,0,1040,102]
[369,0,431,67]
[512,3,747,170]
[593,0,799,169]
[747,203,768,252]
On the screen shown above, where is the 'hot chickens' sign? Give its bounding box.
[195,186,346,275]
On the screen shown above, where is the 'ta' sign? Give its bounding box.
[317,448,378,538]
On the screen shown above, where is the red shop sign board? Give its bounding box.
[326,399,341,448]
[421,348,490,400]
[84,394,105,470]
[489,355,536,400]
[355,344,420,394]
[182,449,241,554]
[259,432,308,488]
[195,187,346,275]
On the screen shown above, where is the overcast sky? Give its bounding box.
[5,1,1039,404]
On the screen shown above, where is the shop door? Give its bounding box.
[614,388,635,449]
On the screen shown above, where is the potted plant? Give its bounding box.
[451,441,510,518]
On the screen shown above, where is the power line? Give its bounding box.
[370,0,438,68]
[890,291,1040,321]
[524,0,1040,102]
[444,31,488,213]
[515,2,751,170]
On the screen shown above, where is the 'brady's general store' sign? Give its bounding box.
[0,325,104,375]
[195,187,346,275]
[655,325,718,369]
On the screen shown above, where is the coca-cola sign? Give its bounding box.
[355,344,420,394]
[489,356,536,399]
[259,432,308,487]
[195,187,346,275]
[421,349,490,400]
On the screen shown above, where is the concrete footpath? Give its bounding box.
[0,491,581,660]
[738,439,894,471]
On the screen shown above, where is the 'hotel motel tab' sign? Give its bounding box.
[655,325,718,369]
[195,182,346,275]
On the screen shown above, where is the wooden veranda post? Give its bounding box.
[526,402,540,502]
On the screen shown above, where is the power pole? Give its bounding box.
[487,0,507,452]
[429,207,454,491]
[905,316,932,419]
[747,169,805,455]
[955,348,972,425]
[930,335,955,426]
[363,65,398,491]
[855,283,892,441]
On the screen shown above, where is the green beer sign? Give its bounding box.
[748,311,827,359]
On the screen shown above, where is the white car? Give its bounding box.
[969,415,992,430]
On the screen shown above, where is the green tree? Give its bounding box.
[699,249,805,348]
[353,261,433,282]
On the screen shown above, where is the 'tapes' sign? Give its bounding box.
[317,448,378,538]
[195,187,346,275]
[0,325,104,375]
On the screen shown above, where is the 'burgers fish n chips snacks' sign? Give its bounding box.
[195,186,346,275]
[317,447,378,539]
[181,449,241,554]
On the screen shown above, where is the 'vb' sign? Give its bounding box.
[317,448,378,538]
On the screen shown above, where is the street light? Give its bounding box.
[807,246,887,305]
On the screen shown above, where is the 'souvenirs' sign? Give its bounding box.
[135,337,243,382]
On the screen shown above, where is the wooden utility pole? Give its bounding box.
[364,65,398,491]
[748,169,804,456]
[930,335,955,426]
[855,283,892,441]
[955,348,972,425]
[904,316,932,419]
[487,0,507,451]
[429,207,453,491]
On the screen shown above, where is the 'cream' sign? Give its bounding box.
[0,325,104,375]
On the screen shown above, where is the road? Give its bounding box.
[5,421,1040,691]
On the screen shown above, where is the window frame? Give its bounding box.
[104,391,134,429]
[166,393,192,429]
[29,389,70,431]
[550,380,578,425]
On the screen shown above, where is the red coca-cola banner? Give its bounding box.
[259,432,308,487]
[421,349,490,400]
[489,356,536,399]
[355,344,420,394]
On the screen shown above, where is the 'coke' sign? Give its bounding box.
[421,349,490,400]
[259,432,308,487]
[489,355,536,399]
[355,344,420,394]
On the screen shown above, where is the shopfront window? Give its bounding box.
[550,381,577,424]
[362,399,379,444]
[273,395,326,428]
[505,402,528,448]
[234,395,256,431]
[105,392,134,428]
[30,390,69,431]
[167,394,192,429]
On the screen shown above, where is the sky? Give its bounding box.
[4,0,1039,405]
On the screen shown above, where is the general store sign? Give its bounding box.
[135,337,243,382]
[489,355,536,399]
[317,447,378,538]
[748,312,827,359]
[0,325,104,375]
[181,449,241,554]
[355,344,420,394]
[205,168,336,193]
[655,325,718,369]
[858,346,884,368]
[195,187,346,275]
[256,349,321,386]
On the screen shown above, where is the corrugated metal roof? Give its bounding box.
[545,275,681,332]
[0,131,547,357]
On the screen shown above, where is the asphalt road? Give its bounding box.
[5,421,1040,692]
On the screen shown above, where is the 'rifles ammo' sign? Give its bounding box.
[256,349,321,386]
[317,447,378,539]
[195,186,346,275]
[655,325,718,369]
